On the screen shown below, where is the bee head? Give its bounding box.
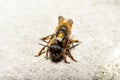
[49,43,62,55]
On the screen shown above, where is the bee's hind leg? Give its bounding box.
[34,46,46,57]
[62,54,70,64]
[64,57,70,64]
[67,50,77,62]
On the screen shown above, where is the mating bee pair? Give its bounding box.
[34,16,80,63]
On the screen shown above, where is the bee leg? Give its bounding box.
[68,39,80,50]
[40,36,50,42]
[63,55,70,64]
[71,40,80,43]
[41,34,55,44]
[44,49,49,59]
[40,38,48,43]
[41,34,54,41]
[69,43,79,49]
[67,50,77,62]
[64,58,70,64]
[34,47,46,57]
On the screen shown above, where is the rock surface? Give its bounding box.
[0,0,120,80]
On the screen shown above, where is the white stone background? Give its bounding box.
[0,0,120,80]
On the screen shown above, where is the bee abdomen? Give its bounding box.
[50,55,63,62]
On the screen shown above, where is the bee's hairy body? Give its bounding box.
[49,40,64,62]
[34,16,80,64]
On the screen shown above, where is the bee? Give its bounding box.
[34,16,80,63]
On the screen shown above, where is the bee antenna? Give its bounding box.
[39,43,49,47]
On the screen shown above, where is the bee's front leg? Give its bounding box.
[67,50,77,62]
[41,34,54,41]
[44,49,49,59]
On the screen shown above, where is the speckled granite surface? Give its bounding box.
[0,0,120,80]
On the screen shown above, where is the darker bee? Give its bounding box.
[49,40,63,62]
[34,39,79,63]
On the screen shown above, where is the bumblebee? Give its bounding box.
[34,16,80,63]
